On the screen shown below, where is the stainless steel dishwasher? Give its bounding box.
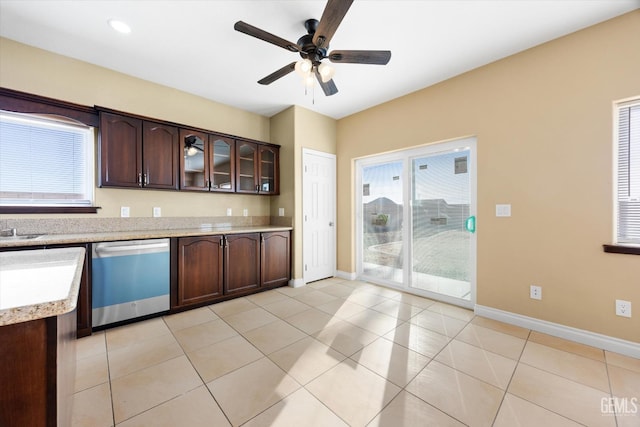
[91,238,170,327]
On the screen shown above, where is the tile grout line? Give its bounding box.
[488,326,532,426]
[163,314,236,427]
[498,329,599,427]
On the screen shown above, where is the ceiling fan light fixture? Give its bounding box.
[295,58,313,76]
[318,62,335,82]
[304,73,315,88]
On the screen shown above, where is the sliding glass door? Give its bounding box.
[360,160,404,284]
[410,149,472,301]
[357,138,476,307]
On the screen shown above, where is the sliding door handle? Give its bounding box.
[465,216,476,233]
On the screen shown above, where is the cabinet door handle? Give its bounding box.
[255,184,260,193]
[144,173,149,185]
[206,179,210,189]
[138,172,143,187]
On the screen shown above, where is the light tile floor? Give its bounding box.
[72,277,640,427]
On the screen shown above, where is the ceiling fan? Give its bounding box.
[234,0,391,96]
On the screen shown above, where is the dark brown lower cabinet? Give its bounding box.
[224,233,261,295]
[261,231,291,288]
[51,244,91,338]
[174,235,224,308]
[0,309,76,427]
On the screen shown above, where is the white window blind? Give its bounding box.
[616,100,640,245]
[0,111,94,206]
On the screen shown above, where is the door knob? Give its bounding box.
[329,222,334,227]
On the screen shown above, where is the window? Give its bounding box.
[0,111,95,209]
[614,99,640,247]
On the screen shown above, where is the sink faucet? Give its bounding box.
[0,228,17,237]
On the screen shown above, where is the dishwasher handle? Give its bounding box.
[94,242,169,253]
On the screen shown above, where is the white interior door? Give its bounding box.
[303,148,336,283]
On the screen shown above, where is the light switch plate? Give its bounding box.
[153,207,161,218]
[279,208,285,217]
[120,206,130,218]
[226,208,232,216]
[496,204,512,217]
[243,208,248,217]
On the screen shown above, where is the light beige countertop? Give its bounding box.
[0,225,293,249]
[0,247,86,326]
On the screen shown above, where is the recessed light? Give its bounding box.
[108,19,131,34]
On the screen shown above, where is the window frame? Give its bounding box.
[605,97,640,255]
[0,88,100,214]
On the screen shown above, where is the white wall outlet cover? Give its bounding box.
[279,208,285,217]
[120,206,130,218]
[530,285,542,300]
[243,209,248,217]
[615,299,632,318]
[496,204,512,217]
[153,207,161,218]
[226,208,232,216]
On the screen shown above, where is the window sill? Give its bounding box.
[603,244,640,255]
[0,206,100,214]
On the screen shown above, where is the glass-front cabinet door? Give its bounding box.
[236,141,258,193]
[209,135,235,192]
[259,145,278,194]
[180,129,209,191]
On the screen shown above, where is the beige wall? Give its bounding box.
[337,11,640,342]
[271,106,337,280]
[0,37,272,220]
[294,106,337,280]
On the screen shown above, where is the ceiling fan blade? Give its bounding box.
[314,68,338,96]
[258,62,297,85]
[328,50,391,65]
[313,0,354,49]
[234,21,300,53]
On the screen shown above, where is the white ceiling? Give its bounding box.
[1,1,638,119]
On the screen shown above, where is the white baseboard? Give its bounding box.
[288,278,305,288]
[335,270,357,281]
[475,305,640,359]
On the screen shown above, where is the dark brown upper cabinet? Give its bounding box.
[99,112,178,189]
[180,129,209,191]
[143,122,180,189]
[210,135,235,192]
[259,145,279,195]
[180,129,235,192]
[236,141,279,195]
[99,112,141,188]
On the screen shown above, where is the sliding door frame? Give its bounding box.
[355,137,477,308]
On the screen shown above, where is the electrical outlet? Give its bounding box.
[243,208,248,217]
[279,208,285,217]
[120,206,130,218]
[226,208,232,216]
[530,285,542,300]
[616,300,632,318]
[152,207,161,218]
